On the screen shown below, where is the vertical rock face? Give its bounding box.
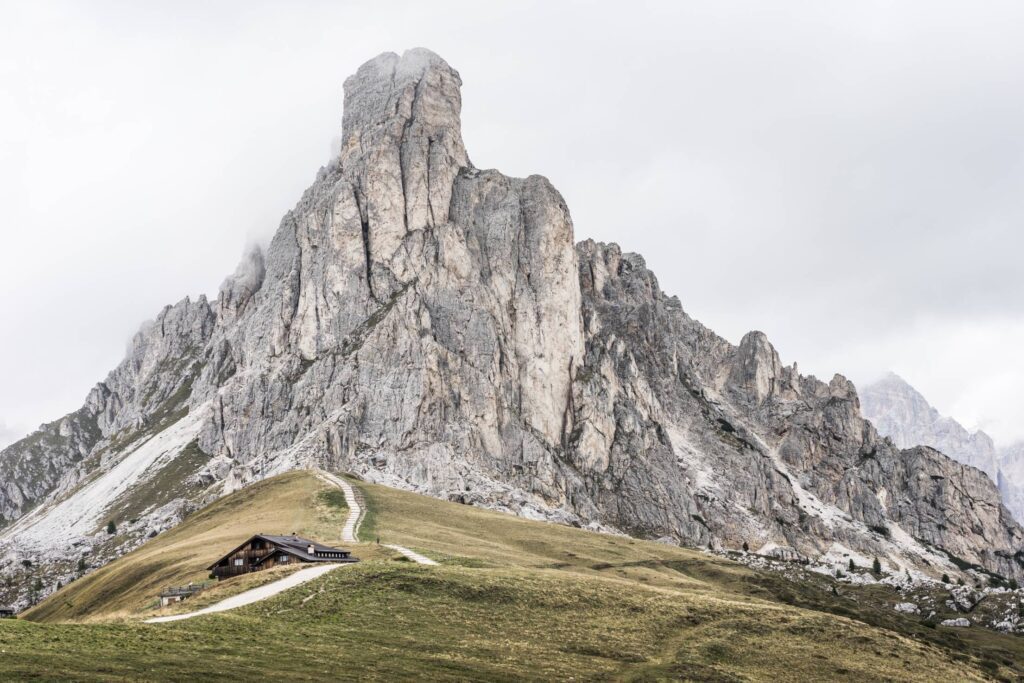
[569,241,1022,578]
[728,331,785,404]
[1,49,1021,607]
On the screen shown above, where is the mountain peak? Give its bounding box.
[873,371,919,392]
[335,48,470,271]
[340,48,468,172]
[3,49,1024,612]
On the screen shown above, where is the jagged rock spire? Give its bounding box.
[340,49,470,268]
[728,331,783,404]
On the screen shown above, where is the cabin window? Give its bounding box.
[279,555,289,563]
[251,540,264,550]
[234,558,244,566]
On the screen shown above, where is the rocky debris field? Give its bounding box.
[720,548,1024,634]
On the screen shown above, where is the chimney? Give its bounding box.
[307,544,316,555]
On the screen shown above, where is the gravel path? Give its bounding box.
[145,469,434,623]
[315,470,362,542]
[383,543,438,565]
[144,563,347,623]
[317,470,436,565]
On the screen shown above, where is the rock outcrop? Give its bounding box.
[860,373,999,479]
[2,48,1021,608]
[860,372,1024,524]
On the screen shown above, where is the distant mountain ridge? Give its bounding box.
[859,373,999,478]
[1,48,1022,608]
[860,372,1024,523]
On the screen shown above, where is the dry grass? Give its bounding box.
[0,562,989,682]
[361,476,770,595]
[5,471,1016,680]
[23,471,353,622]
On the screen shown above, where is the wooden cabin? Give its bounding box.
[208,534,357,580]
[0,607,15,619]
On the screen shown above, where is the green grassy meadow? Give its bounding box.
[0,471,1018,681]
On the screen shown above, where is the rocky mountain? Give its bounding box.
[2,48,1021,608]
[1001,442,1024,488]
[860,373,999,480]
[860,372,1024,524]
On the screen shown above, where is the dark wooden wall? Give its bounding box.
[211,539,274,579]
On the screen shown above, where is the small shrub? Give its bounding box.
[872,557,882,575]
[848,559,855,571]
[742,541,749,552]
[941,573,950,584]
[106,520,117,535]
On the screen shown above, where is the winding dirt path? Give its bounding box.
[144,563,346,623]
[383,543,438,565]
[145,469,435,623]
[315,469,363,542]
[318,470,437,565]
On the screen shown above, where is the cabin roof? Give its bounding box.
[252,535,352,564]
[207,534,351,570]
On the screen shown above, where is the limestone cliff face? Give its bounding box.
[1,49,1021,607]
[568,242,1022,579]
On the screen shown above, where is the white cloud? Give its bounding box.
[0,421,26,450]
[810,316,1024,445]
[0,1,1021,447]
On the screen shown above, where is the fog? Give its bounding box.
[1,1,1022,447]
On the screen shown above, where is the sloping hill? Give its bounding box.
[3,472,1021,680]
[22,471,353,622]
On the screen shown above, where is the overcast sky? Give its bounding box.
[1,1,1022,448]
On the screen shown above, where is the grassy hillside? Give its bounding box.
[0,562,990,682]
[2,471,1019,680]
[23,471,351,622]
